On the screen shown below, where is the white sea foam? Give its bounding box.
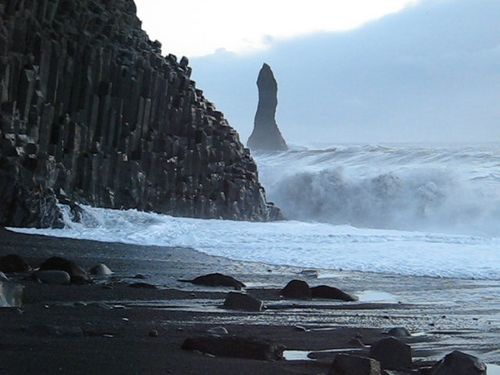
[11,203,500,280]
[10,144,500,280]
[256,144,500,235]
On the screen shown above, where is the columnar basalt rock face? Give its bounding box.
[0,0,281,228]
[247,63,288,152]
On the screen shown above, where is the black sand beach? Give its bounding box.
[0,228,498,374]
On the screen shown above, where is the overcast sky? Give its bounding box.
[136,0,500,145]
[136,0,419,57]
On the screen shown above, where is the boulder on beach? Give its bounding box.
[0,254,31,273]
[182,273,246,290]
[387,327,411,338]
[181,336,285,360]
[430,351,486,375]
[39,257,91,284]
[89,264,113,276]
[280,280,311,299]
[329,354,382,375]
[35,270,71,285]
[310,285,357,301]
[223,292,263,312]
[369,337,412,370]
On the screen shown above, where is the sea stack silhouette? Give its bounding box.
[247,64,288,152]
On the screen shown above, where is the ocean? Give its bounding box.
[11,144,500,281]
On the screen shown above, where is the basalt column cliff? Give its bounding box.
[247,63,287,152]
[0,0,281,228]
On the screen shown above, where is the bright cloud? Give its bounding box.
[135,0,420,57]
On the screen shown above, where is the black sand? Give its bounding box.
[0,228,498,374]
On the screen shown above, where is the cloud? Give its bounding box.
[135,0,419,57]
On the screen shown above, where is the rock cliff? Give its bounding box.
[0,0,281,228]
[247,63,287,152]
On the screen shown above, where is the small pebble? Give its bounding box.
[149,329,159,337]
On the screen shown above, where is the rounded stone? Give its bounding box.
[89,263,113,276]
[280,280,311,299]
[35,270,71,285]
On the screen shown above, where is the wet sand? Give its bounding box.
[0,228,498,374]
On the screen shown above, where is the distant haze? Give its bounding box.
[138,0,500,144]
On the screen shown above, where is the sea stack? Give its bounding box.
[0,0,281,227]
[247,64,288,152]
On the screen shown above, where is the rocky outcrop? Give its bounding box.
[310,285,357,301]
[280,279,311,299]
[430,351,487,375]
[247,63,288,152]
[223,292,263,312]
[180,273,246,289]
[0,0,281,228]
[369,337,412,370]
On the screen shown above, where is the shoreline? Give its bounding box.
[0,228,498,374]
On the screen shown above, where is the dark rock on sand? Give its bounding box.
[223,292,263,312]
[387,327,411,338]
[183,273,246,290]
[0,0,280,228]
[89,264,113,276]
[149,329,159,338]
[182,336,285,360]
[0,254,31,273]
[430,351,486,375]
[35,271,71,285]
[370,337,412,370]
[247,64,288,152]
[280,280,311,299]
[39,257,90,284]
[329,354,382,375]
[310,285,357,301]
